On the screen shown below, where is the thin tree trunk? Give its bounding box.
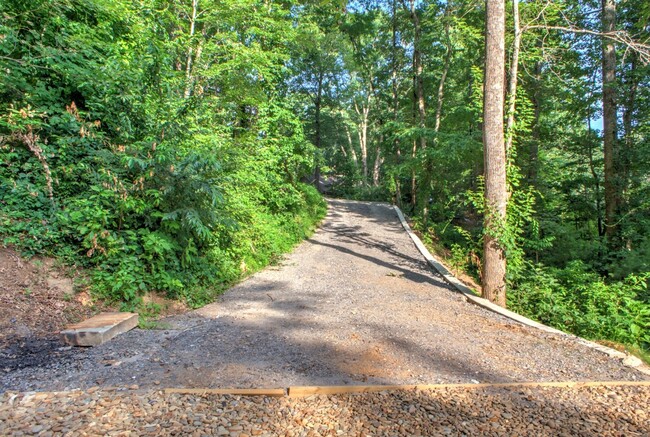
[373,146,383,186]
[482,0,507,307]
[410,5,426,151]
[184,0,199,99]
[344,124,359,168]
[434,9,452,134]
[528,59,542,184]
[402,0,425,208]
[392,0,402,206]
[602,0,619,247]
[504,0,520,155]
[354,98,370,185]
[587,107,604,237]
[622,55,637,197]
[313,70,324,193]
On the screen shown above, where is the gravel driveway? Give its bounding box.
[1,199,647,393]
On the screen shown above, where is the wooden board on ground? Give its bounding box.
[288,380,650,398]
[60,312,139,347]
[164,388,286,397]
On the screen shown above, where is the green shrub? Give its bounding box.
[511,262,650,351]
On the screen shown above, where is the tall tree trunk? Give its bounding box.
[434,8,452,134]
[504,0,520,155]
[184,0,199,99]
[354,98,370,185]
[392,0,402,206]
[344,124,359,168]
[373,146,383,186]
[587,106,605,237]
[403,0,426,208]
[602,0,619,247]
[482,0,507,307]
[313,70,324,193]
[622,55,637,197]
[528,58,542,185]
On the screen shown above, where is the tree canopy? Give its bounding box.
[1,0,649,353]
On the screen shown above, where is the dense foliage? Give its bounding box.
[1,0,648,353]
[294,1,649,352]
[0,0,326,307]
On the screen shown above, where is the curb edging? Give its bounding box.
[393,205,650,376]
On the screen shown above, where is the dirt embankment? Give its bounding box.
[0,247,102,345]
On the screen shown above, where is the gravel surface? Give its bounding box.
[1,198,647,393]
[1,384,649,436]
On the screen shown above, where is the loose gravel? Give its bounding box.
[3,198,650,435]
[1,384,649,436]
[2,199,647,393]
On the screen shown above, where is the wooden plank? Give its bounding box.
[164,388,286,397]
[60,312,139,346]
[288,381,650,397]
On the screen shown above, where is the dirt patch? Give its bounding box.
[0,247,110,346]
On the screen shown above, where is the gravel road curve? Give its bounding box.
[2,198,650,435]
[1,198,647,392]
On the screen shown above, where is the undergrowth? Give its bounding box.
[411,216,650,361]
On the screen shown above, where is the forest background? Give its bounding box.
[1,0,649,357]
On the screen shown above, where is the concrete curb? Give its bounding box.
[393,205,650,376]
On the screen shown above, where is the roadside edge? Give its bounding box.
[393,205,650,376]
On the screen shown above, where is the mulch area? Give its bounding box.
[1,384,649,436]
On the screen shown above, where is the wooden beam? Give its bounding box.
[164,388,286,397]
[288,381,650,398]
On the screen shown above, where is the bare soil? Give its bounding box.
[0,247,89,342]
[1,199,648,393]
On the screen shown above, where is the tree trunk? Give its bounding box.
[184,0,199,99]
[622,55,637,199]
[587,107,605,237]
[504,0,520,155]
[313,70,324,193]
[392,0,402,206]
[373,146,383,186]
[344,124,359,168]
[528,58,542,185]
[403,0,425,208]
[354,98,370,185]
[602,0,619,247]
[482,0,507,307]
[434,8,452,134]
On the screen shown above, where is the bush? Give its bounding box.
[510,261,650,351]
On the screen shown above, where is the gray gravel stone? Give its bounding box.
[1,199,647,393]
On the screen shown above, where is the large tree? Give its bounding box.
[601,0,619,248]
[482,0,507,307]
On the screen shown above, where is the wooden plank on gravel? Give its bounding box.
[164,388,286,397]
[60,312,139,346]
[288,381,650,397]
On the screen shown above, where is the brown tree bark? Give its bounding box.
[528,58,542,185]
[405,0,426,150]
[504,0,520,155]
[392,0,402,206]
[482,0,507,307]
[354,97,371,186]
[602,0,619,247]
[313,70,324,193]
[434,7,452,134]
[183,0,199,99]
